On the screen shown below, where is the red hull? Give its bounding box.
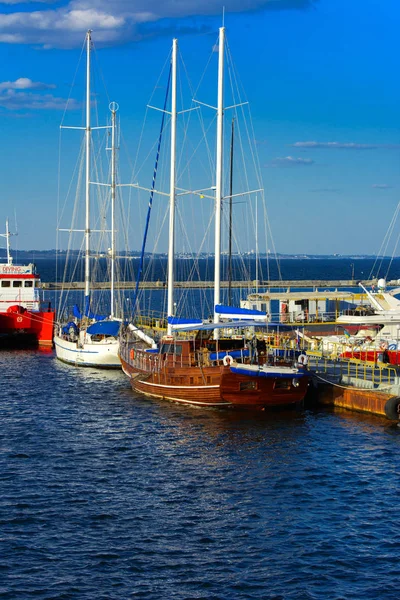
[342,350,400,366]
[0,308,55,346]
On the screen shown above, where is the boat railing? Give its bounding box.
[306,354,399,388]
[278,310,338,324]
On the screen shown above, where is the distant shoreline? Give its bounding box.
[0,251,397,260]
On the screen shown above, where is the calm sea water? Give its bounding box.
[1,350,400,599]
[35,256,400,322]
[2,258,400,599]
[32,255,400,285]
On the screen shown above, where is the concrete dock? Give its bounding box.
[41,279,377,291]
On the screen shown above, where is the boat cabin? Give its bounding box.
[0,263,40,311]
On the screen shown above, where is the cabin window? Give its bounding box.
[25,281,33,288]
[274,379,291,390]
[261,303,267,312]
[160,343,183,355]
[240,381,257,391]
[1,281,10,287]
[13,281,22,288]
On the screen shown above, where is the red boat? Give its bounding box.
[0,222,55,347]
[341,349,400,365]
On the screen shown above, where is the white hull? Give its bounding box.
[54,334,121,368]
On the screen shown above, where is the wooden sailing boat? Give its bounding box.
[54,31,121,368]
[119,30,308,408]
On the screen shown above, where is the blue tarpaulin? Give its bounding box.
[209,348,250,361]
[167,316,203,326]
[72,296,107,322]
[215,304,267,318]
[170,320,294,332]
[62,321,79,335]
[86,320,120,336]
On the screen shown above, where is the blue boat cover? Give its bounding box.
[230,365,305,379]
[72,297,107,322]
[62,321,79,335]
[169,320,293,332]
[167,316,203,325]
[73,304,82,319]
[215,304,266,317]
[84,295,106,321]
[209,348,250,361]
[87,320,120,336]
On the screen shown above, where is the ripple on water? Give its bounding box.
[1,350,400,599]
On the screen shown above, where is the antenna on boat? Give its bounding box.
[0,219,17,265]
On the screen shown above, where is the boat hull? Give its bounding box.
[120,355,308,410]
[0,308,55,347]
[54,335,121,368]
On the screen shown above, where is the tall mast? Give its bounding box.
[255,194,259,295]
[228,117,234,306]
[84,30,92,301]
[110,102,118,319]
[213,26,225,335]
[167,38,177,336]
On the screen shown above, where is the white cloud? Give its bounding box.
[0,89,79,110]
[372,184,392,189]
[0,0,52,4]
[0,0,318,48]
[0,77,55,91]
[292,141,400,150]
[268,156,315,167]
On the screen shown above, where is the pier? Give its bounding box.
[41,279,378,291]
[305,354,400,420]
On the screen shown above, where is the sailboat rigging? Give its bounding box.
[119,29,309,409]
[54,30,121,368]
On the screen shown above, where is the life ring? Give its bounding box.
[223,355,232,366]
[16,316,23,323]
[297,353,308,367]
[380,341,388,351]
[130,348,135,360]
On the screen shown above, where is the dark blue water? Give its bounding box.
[36,256,400,322]
[3,258,400,598]
[1,349,400,599]
[33,255,400,284]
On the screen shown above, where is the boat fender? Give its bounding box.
[292,378,300,388]
[223,355,232,366]
[384,396,400,420]
[130,348,135,360]
[388,344,397,351]
[297,353,308,367]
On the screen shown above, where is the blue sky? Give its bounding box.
[0,0,399,255]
